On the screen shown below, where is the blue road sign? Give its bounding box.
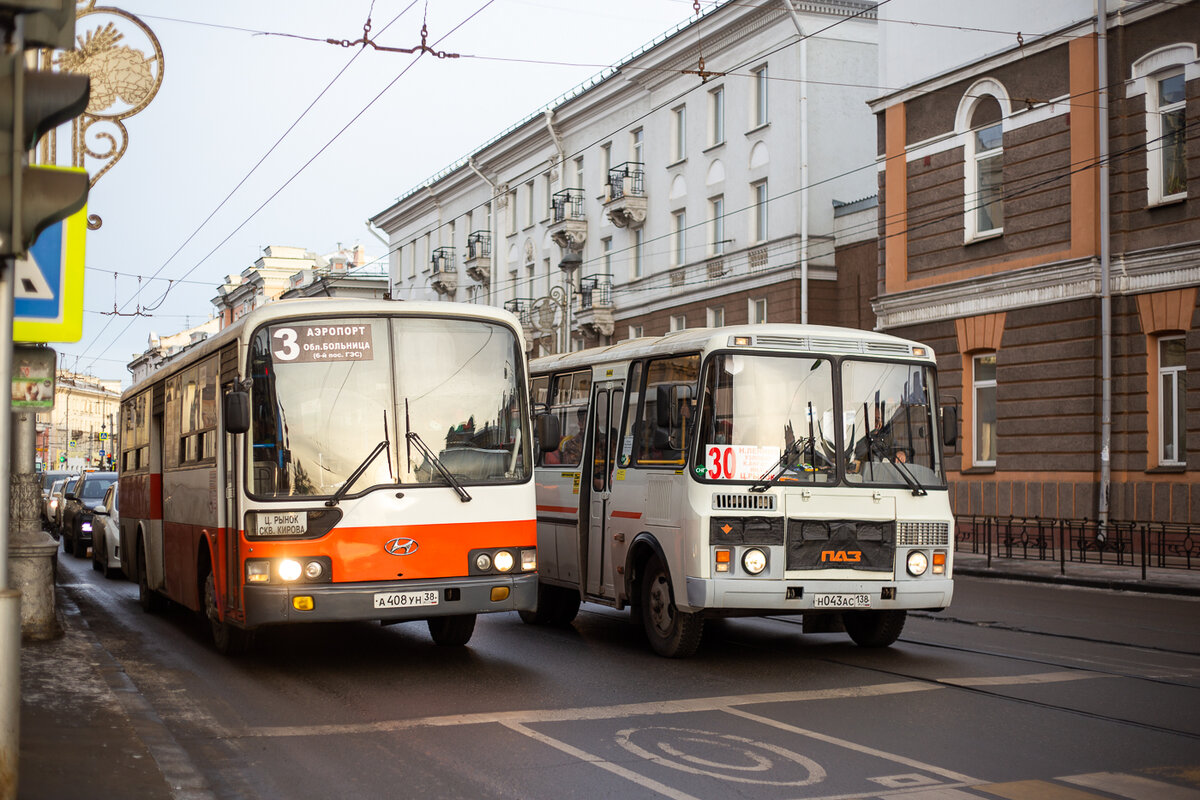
[14,204,87,343]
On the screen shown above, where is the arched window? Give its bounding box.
[1130,44,1196,206]
[957,80,1010,243]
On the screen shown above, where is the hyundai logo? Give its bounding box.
[385,537,418,556]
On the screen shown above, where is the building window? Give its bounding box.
[1159,336,1186,464]
[752,64,769,127]
[601,142,612,181]
[602,237,613,274]
[629,324,643,339]
[708,195,725,255]
[633,228,644,279]
[573,157,584,190]
[708,86,724,146]
[672,209,687,265]
[631,128,644,164]
[670,314,687,332]
[749,297,767,324]
[972,353,997,466]
[524,180,535,228]
[707,306,724,327]
[1151,70,1187,204]
[543,172,553,221]
[959,86,1007,242]
[751,180,768,243]
[507,189,518,235]
[671,105,687,163]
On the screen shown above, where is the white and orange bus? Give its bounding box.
[119,299,536,653]
[527,324,957,657]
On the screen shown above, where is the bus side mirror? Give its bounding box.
[535,412,561,455]
[941,406,958,447]
[225,391,251,435]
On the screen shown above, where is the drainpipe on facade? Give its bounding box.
[1096,0,1112,534]
[468,157,499,306]
[782,0,810,323]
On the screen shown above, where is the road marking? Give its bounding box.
[614,726,826,785]
[234,671,1113,739]
[940,671,1108,687]
[1060,772,1200,799]
[973,780,1114,799]
[721,706,981,785]
[501,721,704,800]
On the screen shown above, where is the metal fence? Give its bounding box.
[955,516,1200,579]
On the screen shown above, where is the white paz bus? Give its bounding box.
[527,324,957,657]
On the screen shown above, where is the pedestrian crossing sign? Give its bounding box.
[13,203,87,343]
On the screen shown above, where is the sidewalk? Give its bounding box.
[18,587,175,800]
[953,549,1200,597]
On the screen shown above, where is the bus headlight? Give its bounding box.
[475,553,492,571]
[278,559,302,582]
[742,548,767,575]
[246,560,271,583]
[493,550,515,572]
[521,548,537,571]
[303,560,325,580]
[907,551,929,576]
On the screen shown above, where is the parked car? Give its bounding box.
[39,470,75,527]
[60,471,117,558]
[91,483,122,579]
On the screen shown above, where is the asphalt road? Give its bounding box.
[40,554,1200,800]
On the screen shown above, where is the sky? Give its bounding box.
[53,0,703,384]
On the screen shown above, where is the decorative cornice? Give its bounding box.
[874,242,1200,329]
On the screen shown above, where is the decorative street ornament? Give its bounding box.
[52,1,164,229]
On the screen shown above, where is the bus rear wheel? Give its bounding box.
[640,555,703,658]
[427,614,476,646]
[204,570,254,656]
[843,610,906,648]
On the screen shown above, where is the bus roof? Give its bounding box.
[123,298,525,400]
[530,324,937,374]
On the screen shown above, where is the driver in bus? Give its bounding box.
[854,400,907,465]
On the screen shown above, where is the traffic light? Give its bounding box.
[0,0,89,257]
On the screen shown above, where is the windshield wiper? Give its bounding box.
[325,440,389,507]
[862,415,927,497]
[406,431,472,503]
[749,426,809,493]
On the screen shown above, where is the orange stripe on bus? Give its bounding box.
[537,505,577,514]
[611,510,642,519]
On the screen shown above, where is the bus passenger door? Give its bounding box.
[585,383,622,598]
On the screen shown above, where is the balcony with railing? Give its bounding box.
[503,297,537,349]
[431,247,457,295]
[603,162,646,229]
[575,273,614,337]
[549,188,587,252]
[464,230,491,284]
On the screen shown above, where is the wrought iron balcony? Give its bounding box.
[503,297,538,349]
[431,247,457,295]
[464,230,491,284]
[604,162,647,229]
[549,188,587,252]
[575,273,614,337]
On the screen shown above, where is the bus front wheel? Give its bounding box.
[204,570,254,656]
[843,610,906,647]
[518,583,580,627]
[428,614,476,646]
[640,555,703,658]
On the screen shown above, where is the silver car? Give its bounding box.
[91,483,122,579]
[46,476,76,539]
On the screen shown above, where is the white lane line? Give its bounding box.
[501,721,705,800]
[236,670,1114,739]
[720,706,983,786]
[1060,772,1200,799]
[237,680,939,738]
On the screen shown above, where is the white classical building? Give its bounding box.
[371,0,881,355]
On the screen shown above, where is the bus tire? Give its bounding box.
[549,587,581,626]
[204,570,253,656]
[843,610,906,648]
[517,582,557,625]
[640,555,703,658]
[428,614,476,646]
[137,540,165,614]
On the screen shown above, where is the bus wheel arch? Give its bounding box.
[628,535,704,658]
[198,543,254,656]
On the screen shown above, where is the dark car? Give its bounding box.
[60,471,117,558]
[39,469,75,526]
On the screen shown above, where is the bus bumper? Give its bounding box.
[242,572,539,628]
[684,576,953,614]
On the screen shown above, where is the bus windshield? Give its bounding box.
[842,359,942,489]
[250,316,529,498]
[696,353,837,484]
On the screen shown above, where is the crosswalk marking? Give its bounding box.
[973,780,1113,799]
[1061,772,1200,799]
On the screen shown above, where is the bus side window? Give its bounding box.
[619,362,643,468]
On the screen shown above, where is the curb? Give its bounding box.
[955,565,1200,597]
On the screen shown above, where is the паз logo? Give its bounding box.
[385,537,418,556]
[820,550,862,563]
